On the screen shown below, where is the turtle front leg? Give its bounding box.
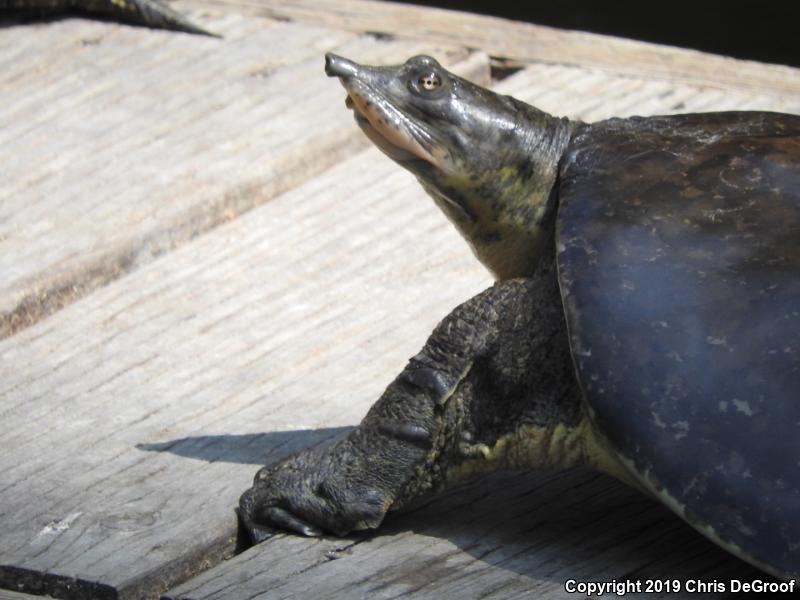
[238,257,583,544]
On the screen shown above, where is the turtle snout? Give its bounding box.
[325,53,360,79]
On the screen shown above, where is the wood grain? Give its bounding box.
[2,2,798,598]
[164,469,762,600]
[494,63,800,121]
[196,0,800,96]
[0,589,47,600]
[0,8,481,338]
[0,145,491,598]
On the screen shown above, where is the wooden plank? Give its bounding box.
[0,8,484,338]
[0,144,492,598]
[0,589,48,600]
[158,63,797,598]
[197,0,800,97]
[164,469,761,600]
[2,11,796,599]
[494,63,800,122]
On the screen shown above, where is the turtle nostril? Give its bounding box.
[324,53,334,75]
[325,53,359,78]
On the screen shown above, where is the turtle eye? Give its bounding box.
[409,67,447,96]
[418,72,442,91]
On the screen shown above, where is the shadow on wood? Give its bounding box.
[136,427,354,465]
[374,468,765,598]
[164,434,765,599]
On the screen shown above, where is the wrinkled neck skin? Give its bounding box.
[419,101,574,280]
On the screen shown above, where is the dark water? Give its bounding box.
[390,0,799,68]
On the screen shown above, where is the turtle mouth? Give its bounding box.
[341,85,441,168]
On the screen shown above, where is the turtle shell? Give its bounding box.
[556,111,800,579]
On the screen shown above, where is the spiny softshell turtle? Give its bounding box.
[1,0,215,35]
[238,54,800,580]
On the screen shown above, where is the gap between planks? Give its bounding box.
[194,0,800,97]
[163,468,759,600]
[0,11,487,340]
[0,142,493,598]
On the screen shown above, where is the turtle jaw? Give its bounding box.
[350,100,433,166]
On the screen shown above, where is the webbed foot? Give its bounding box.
[237,433,402,545]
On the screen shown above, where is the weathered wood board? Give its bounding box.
[0,7,483,338]
[202,0,800,96]
[0,589,46,600]
[2,1,799,599]
[495,63,800,121]
[164,469,762,600]
[0,144,491,597]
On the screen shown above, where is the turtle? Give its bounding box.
[0,0,216,35]
[238,53,800,581]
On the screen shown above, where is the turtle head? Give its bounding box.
[325,53,573,279]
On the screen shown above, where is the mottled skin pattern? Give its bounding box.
[239,55,800,581]
[0,0,215,35]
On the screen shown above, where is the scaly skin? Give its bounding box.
[238,254,600,543]
[0,0,217,35]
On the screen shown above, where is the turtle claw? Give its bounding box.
[236,507,277,545]
[237,435,410,545]
[262,506,324,537]
[236,504,322,545]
